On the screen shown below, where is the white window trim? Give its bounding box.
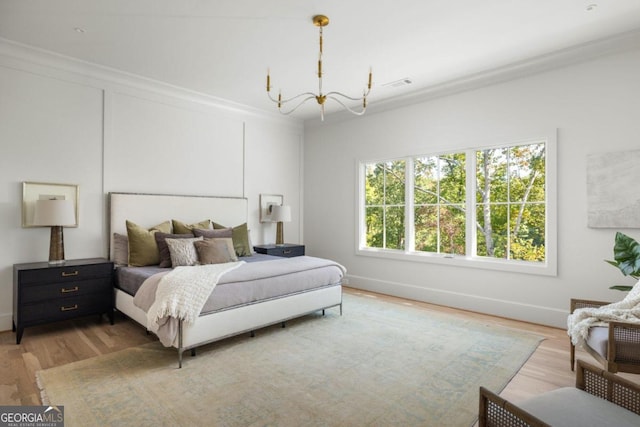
[355,130,557,277]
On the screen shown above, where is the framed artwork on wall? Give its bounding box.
[259,194,283,223]
[22,181,79,228]
[587,149,640,228]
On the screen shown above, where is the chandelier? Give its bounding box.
[266,15,372,121]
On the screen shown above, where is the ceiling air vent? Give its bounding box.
[382,78,413,88]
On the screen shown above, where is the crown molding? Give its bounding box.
[0,37,303,129]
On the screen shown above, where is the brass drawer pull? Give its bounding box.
[61,286,79,293]
[61,270,79,277]
[60,304,78,312]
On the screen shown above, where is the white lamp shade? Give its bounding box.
[271,205,291,222]
[33,199,76,226]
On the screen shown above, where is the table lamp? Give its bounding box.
[271,205,291,246]
[33,199,76,265]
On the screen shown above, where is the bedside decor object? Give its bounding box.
[33,198,76,265]
[265,14,373,121]
[22,181,79,227]
[271,205,291,246]
[259,194,283,223]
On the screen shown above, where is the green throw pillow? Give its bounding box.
[126,220,172,267]
[172,219,211,234]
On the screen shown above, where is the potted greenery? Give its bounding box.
[606,232,640,291]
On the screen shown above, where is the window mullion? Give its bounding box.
[358,162,365,248]
[406,157,414,252]
[467,149,476,258]
[382,165,387,249]
[506,148,511,260]
[436,157,441,254]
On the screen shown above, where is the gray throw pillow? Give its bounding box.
[193,228,233,239]
[195,239,237,264]
[113,233,129,266]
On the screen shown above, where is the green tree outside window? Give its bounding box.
[363,141,546,263]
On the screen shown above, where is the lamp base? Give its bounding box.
[276,221,284,246]
[48,225,66,265]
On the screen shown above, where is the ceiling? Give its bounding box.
[1,1,640,122]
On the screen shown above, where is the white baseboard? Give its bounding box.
[346,274,568,329]
[0,276,568,334]
[0,312,13,334]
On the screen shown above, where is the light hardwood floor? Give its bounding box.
[0,287,631,407]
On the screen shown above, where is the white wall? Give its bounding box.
[245,122,303,245]
[104,90,245,197]
[3,38,638,334]
[0,40,304,331]
[304,47,640,328]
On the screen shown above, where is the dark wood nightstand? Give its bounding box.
[12,257,114,344]
[253,244,305,258]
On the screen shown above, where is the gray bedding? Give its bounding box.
[116,255,345,316]
[116,253,278,296]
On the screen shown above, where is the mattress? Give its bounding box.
[115,253,278,295]
[115,255,343,315]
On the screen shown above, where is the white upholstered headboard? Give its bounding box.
[108,192,248,260]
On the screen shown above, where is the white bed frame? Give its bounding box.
[109,192,342,367]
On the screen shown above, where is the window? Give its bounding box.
[475,144,546,262]
[414,153,466,255]
[358,133,556,276]
[364,160,406,250]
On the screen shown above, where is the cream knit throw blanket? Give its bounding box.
[147,262,244,336]
[567,279,640,347]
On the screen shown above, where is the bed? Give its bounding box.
[108,192,344,367]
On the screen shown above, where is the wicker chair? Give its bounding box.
[479,360,640,427]
[570,298,640,374]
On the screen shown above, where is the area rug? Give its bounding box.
[36,293,542,427]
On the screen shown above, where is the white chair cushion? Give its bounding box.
[586,326,608,358]
[519,387,640,427]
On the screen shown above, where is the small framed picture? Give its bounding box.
[259,194,283,223]
[22,182,79,228]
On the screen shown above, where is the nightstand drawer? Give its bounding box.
[269,246,305,257]
[20,294,112,324]
[18,263,112,285]
[20,277,112,303]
